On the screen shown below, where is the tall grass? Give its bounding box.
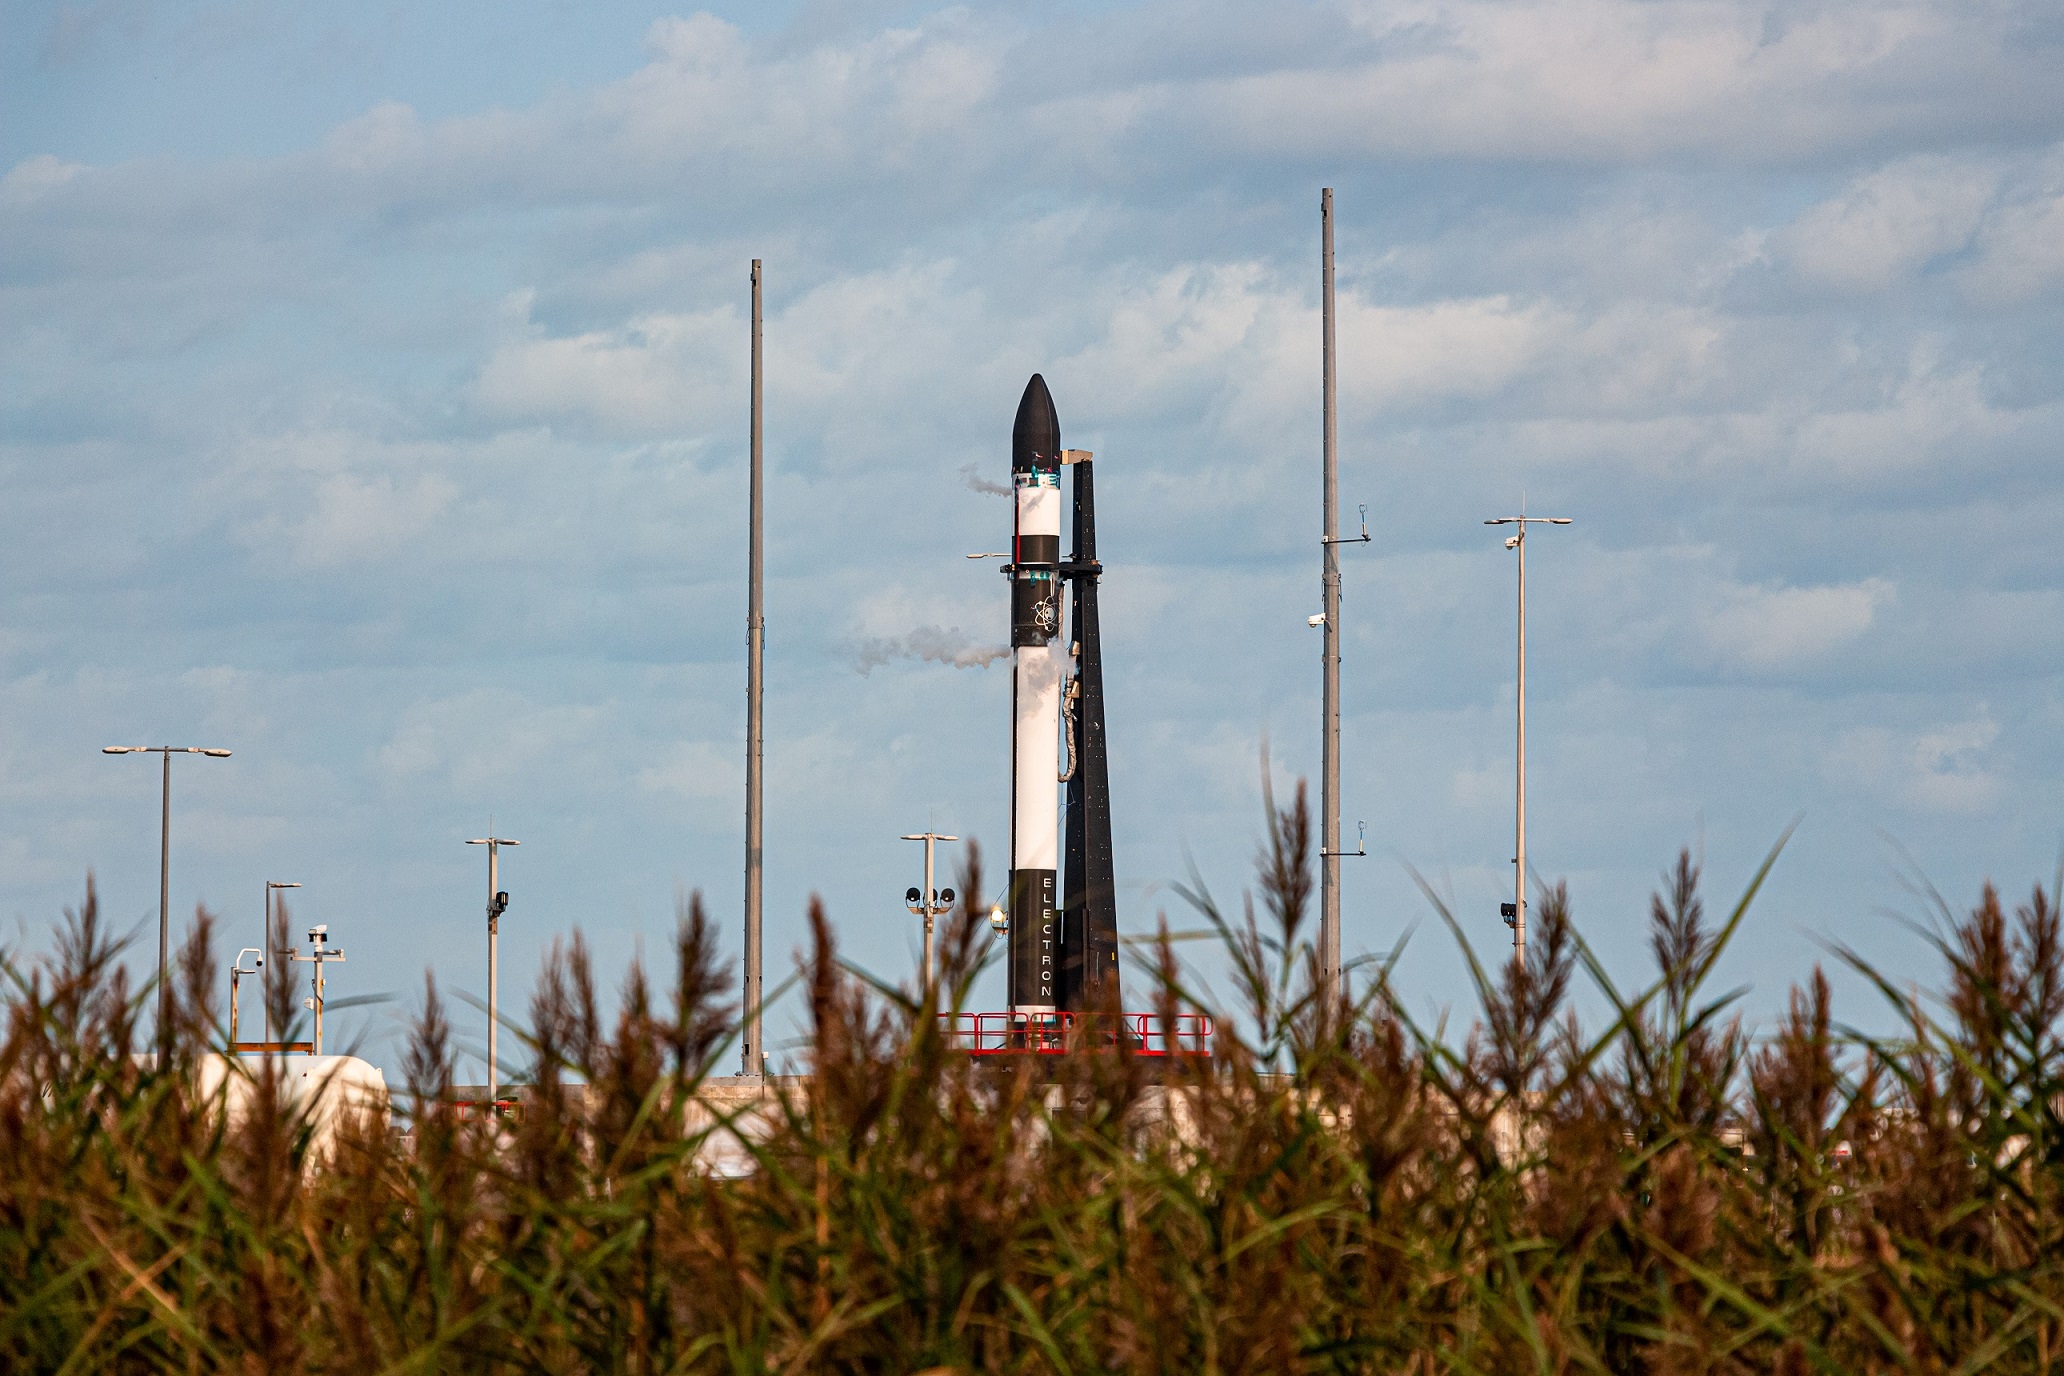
[2,789,2061,1372]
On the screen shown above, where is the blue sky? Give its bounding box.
[5,0,2063,1075]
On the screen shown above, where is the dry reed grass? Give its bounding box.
[3,786,2061,1372]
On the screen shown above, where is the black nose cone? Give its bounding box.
[1012,373,1061,472]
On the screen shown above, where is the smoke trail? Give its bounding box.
[960,463,1011,496]
[851,625,1010,674]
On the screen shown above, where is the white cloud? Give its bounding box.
[1831,713,2002,813]
[292,471,458,567]
[642,13,748,70]
[637,738,745,807]
[1449,763,1508,812]
[321,101,424,175]
[1059,264,1563,434]
[176,0,2049,231]
[1703,577,1893,670]
[0,155,85,207]
[1791,351,2012,476]
[582,11,1004,185]
[1343,295,1563,407]
[1774,155,1997,292]
[1962,176,2064,304]
[474,303,743,437]
[376,691,610,796]
[472,263,997,444]
[1195,0,2024,163]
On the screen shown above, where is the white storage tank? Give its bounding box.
[194,1053,391,1163]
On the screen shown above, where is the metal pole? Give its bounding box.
[1514,526,1527,968]
[312,941,323,1056]
[744,259,766,1077]
[465,836,514,1098]
[488,842,499,1102]
[903,831,958,1003]
[922,834,937,1001]
[103,744,226,1057]
[1483,512,1565,965]
[1319,188,1342,999]
[159,749,171,1059]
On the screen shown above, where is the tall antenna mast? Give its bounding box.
[1317,188,1372,1004]
[1319,188,1342,1000]
[743,259,766,1078]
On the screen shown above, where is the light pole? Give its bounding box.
[1482,512,1570,968]
[466,833,517,1104]
[264,880,300,1046]
[103,745,231,1059]
[900,831,958,1002]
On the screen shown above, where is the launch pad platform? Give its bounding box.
[938,1011,1212,1057]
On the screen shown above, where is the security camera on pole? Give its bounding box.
[231,947,263,1048]
[1483,508,1571,968]
[900,830,958,1002]
[466,831,518,1106]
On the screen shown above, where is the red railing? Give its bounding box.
[938,1011,1213,1057]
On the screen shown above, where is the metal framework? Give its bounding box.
[938,1011,1213,1057]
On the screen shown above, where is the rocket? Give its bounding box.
[1007,375,1064,1014]
[1005,375,1120,1017]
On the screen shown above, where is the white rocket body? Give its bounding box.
[1009,465,1064,1013]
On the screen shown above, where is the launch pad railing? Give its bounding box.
[937,1011,1213,1057]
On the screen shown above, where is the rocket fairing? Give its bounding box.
[1008,375,1064,1013]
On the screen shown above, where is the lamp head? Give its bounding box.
[905,887,922,905]
[938,887,955,905]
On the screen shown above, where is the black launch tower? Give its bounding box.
[1058,444,1120,1010]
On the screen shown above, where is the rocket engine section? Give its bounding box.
[1008,377,1064,1012]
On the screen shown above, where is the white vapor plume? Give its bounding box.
[850,625,1010,674]
[960,463,1011,496]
